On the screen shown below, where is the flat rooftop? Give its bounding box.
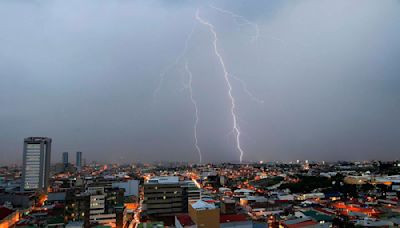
[147,176,179,184]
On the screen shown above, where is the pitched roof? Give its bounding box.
[303,210,333,222]
[191,200,216,210]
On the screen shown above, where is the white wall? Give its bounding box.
[112,180,139,197]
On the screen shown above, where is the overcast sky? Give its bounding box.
[1,0,400,164]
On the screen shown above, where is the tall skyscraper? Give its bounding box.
[62,152,69,167]
[76,151,82,171]
[21,137,52,192]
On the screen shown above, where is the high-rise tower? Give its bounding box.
[76,151,82,171]
[62,152,69,167]
[22,137,52,192]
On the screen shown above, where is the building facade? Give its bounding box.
[65,191,90,225]
[189,200,220,228]
[62,152,69,167]
[76,152,82,171]
[21,137,52,192]
[142,177,201,218]
[112,180,139,197]
[142,177,184,217]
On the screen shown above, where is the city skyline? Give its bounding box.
[1,0,400,163]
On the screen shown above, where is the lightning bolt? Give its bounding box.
[231,74,264,104]
[184,61,202,164]
[209,4,292,46]
[209,4,260,43]
[152,20,202,163]
[196,9,245,163]
[153,22,197,102]
[209,5,264,105]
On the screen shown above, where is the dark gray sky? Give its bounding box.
[1,0,400,164]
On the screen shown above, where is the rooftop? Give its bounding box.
[137,222,163,228]
[48,192,66,201]
[176,214,195,226]
[191,200,216,210]
[147,176,179,184]
[0,206,15,220]
[220,214,248,223]
[303,210,333,222]
[284,219,318,228]
[234,189,255,193]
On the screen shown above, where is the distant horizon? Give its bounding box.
[2,154,399,167]
[1,136,400,165]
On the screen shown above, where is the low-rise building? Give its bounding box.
[188,200,220,228]
[0,206,19,227]
[142,176,200,219]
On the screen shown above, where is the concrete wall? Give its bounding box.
[189,204,220,228]
[112,180,139,196]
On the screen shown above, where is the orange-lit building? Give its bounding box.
[332,202,380,217]
[0,207,19,228]
[188,200,220,228]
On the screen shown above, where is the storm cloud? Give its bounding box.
[1,0,399,164]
